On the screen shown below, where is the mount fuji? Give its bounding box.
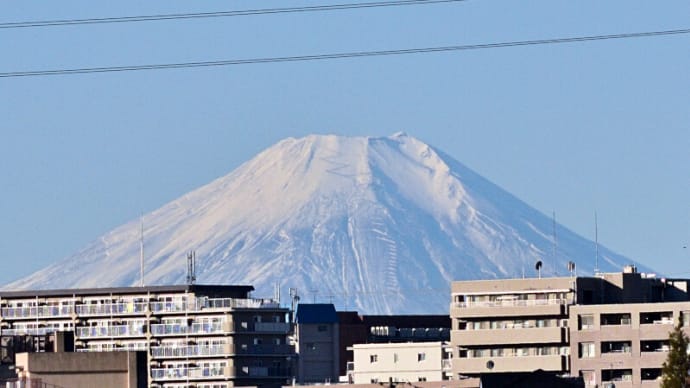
[5,133,646,314]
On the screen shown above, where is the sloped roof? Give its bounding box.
[295,303,338,324]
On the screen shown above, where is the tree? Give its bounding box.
[661,320,690,388]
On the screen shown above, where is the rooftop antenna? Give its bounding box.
[140,213,145,287]
[186,251,196,285]
[552,211,558,276]
[594,212,600,275]
[535,260,543,279]
[567,261,576,277]
[289,288,300,320]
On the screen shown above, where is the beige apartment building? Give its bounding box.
[450,266,690,388]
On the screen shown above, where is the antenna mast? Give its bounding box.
[140,213,145,287]
[186,251,196,285]
[594,212,600,275]
[552,211,558,276]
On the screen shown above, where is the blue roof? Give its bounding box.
[295,303,338,324]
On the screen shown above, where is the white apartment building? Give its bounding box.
[0,285,295,388]
[347,341,452,384]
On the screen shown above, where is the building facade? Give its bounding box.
[347,341,451,384]
[294,304,340,384]
[450,267,690,388]
[0,285,294,388]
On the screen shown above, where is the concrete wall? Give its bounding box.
[15,351,146,388]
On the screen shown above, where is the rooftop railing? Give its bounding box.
[1,297,281,321]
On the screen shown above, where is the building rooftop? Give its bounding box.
[0,284,254,299]
[295,303,338,324]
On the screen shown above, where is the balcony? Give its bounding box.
[75,302,148,316]
[1,328,58,336]
[151,344,233,359]
[246,322,291,333]
[150,322,227,336]
[1,305,74,319]
[237,366,292,378]
[451,299,566,318]
[151,366,231,381]
[442,359,452,370]
[149,298,281,314]
[75,325,145,338]
[236,344,294,355]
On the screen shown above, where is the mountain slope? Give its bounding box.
[5,133,645,313]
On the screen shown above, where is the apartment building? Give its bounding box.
[347,341,451,384]
[450,277,574,378]
[450,266,690,388]
[0,285,295,388]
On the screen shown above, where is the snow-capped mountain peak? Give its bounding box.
[4,133,643,314]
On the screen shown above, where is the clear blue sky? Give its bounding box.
[1,1,688,285]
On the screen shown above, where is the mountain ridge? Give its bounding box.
[4,133,646,313]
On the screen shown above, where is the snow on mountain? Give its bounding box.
[4,133,646,314]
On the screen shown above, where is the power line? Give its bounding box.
[1,28,688,78]
[0,0,467,29]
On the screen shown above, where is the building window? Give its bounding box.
[318,325,328,332]
[579,342,595,358]
[418,377,427,382]
[306,342,317,351]
[683,311,690,327]
[417,352,426,361]
[370,354,378,363]
[393,353,399,363]
[641,368,662,381]
[601,341,631,354]
[579,314,594,330]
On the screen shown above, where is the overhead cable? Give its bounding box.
[0,0,467,29]
[1,28,688,78]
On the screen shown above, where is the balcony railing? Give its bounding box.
[0,305,74,319]
[1,328,58,336]
[253,322,291,333]
[75,302,148,316]
[238,366,292,378]
[150,322,226,336]
[442,359,452,370]
[237,344,294,355]
[452,298,567,308]
[151,366,228,381]
[75,325,145,338]
[151,344,231,358]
